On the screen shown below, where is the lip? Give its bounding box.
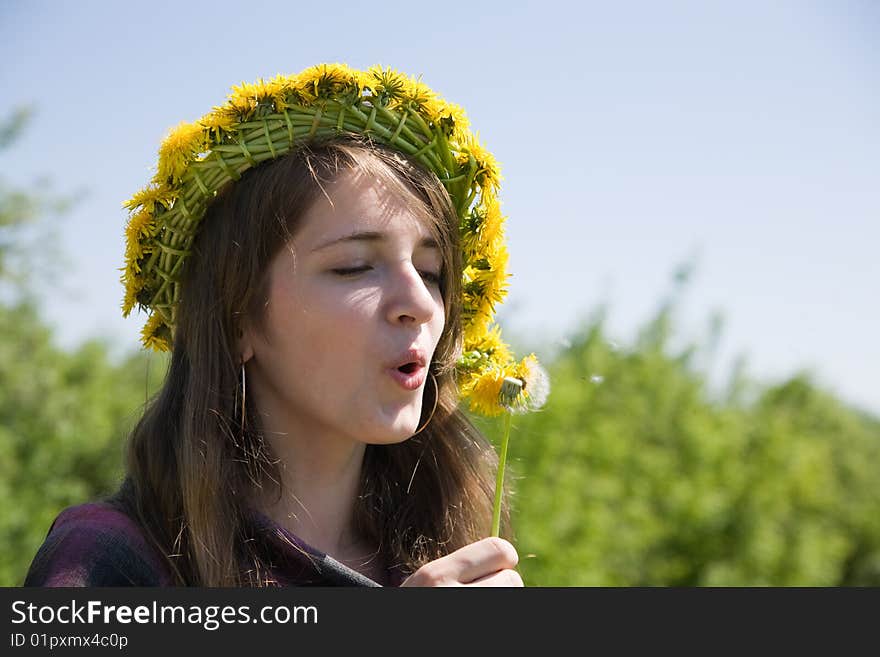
[384,347,429,391]
[386,363,427,391]
[387,348,427,370]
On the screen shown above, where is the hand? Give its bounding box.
[400,537,523,587]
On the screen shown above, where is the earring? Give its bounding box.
[239,361,247,434]
[411,373,439,436]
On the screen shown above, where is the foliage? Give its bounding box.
[0,107,168,585]
[472,291,880,586]
[2,109,878,587]
[0,301,167,585]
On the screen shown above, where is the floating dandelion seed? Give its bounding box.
[590,374,604,385]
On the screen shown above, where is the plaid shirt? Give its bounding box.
[23,502,406,587]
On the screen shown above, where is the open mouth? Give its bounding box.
[388,359,427,391]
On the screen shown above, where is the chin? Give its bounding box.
[369,422,420,445]
[365,434,415,446]
[359,412,422,445]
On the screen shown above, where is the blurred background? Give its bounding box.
[1,0,877,585]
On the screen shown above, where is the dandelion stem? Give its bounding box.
[491,411,513,537]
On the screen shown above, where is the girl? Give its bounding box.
[25,64,540,587]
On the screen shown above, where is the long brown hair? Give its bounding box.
[108,134,511,586]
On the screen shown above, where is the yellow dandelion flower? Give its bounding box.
[421,96,445,125]
[402,74,439,110]
[479,193,505,251]
[353,68,375,94]
[474,275,510,327]
[120,257,147,317]
[463,317,490,351]
[125,236,150,268]
[229,76,289,114]
[460,235,479,261]
[123,241,142,267]
[123,183,174,213]
[464,367,510,417]
[123,206,160,268]
[459,206,485,257]
[471,306,496,337]
[462,243,509,330]
[228,81,261,117]
[454,148,472,169]
[297,63,359,101]
[279,70,312,100]
[480,240,509,279]
[199,109,238,140]
[121,255,145,290]
[432,100,470,139]
[465,323,513,367]
[125,208,157,243]
[121,282,138,317]
[210,100,244,128]
[315,62,357,79]
[463,313,491,347]
[232,78,278,110]
[268,73,311,109]
[229,77,286,117]
[462,132,502,191]
[461,194,506,260]
[445,101,470,128]
[156,121,207,184]
[141,312,171,352]
[367,64,408,103]
[121,252,139,278]
[263,75,289,108]
[293,68,320,102]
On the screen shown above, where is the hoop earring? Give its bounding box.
[411,373,438,436]
[239,361,247,435]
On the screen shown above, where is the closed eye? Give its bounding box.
[420,271,442,286]
[332,267,441,286]
[332,266,372,277]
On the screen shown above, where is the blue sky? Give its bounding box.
[1,0,877,416]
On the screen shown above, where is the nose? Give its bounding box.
[385,261,441,327]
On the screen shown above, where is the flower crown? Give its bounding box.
[122,62,543,417]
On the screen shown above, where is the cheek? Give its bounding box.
[306,285,377,328]
[286,287,376,364]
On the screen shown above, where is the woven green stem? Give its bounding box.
[140,99,463,317]
[491,411,513,537]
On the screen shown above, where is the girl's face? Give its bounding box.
[241,167,446,445]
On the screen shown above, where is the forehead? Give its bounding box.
[295,167,437,246]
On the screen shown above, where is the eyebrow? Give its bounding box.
[310,231,440,253]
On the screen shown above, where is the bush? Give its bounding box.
[472,303,880,585]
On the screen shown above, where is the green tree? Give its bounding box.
[471,264,880,586]
[4,108,878,587]
[0,109,167,585]
[0,303,166,584]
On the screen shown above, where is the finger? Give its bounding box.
[465,568,524,587]
[431,537,519,584]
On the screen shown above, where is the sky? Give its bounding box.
[1,0,877,417]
